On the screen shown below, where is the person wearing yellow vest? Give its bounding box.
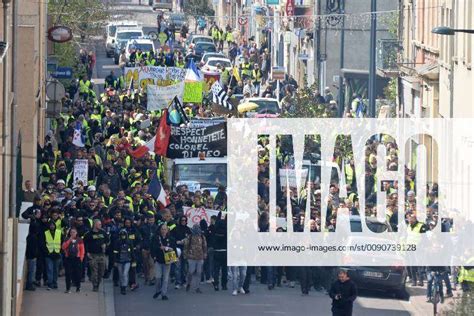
[226,29,234,48]
[78,75,92,101]
[43,221,62,289]
[459,256,474,291]
[406,213,427,286]
[40,157,56,189]
[240,58,252,80]
[252,63,263,95]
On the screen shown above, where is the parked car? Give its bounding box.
[201,57,232,73]
[200,52,225,64]
[241,97,281,117]
[186,35,214,48]
[342,216,408,298]
[152,0,172,11]
[105,21,138,57]
[165,13,187,29]
[193,41,217,59]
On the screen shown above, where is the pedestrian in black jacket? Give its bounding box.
[329,270,358,316]
[25,223,40,291]
[151,224,177,300]
[212,212,227,291]
[172,216,191,288]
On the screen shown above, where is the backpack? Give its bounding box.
[68,240,79,257]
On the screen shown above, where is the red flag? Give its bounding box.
[154,109,171,156]
[127,136,156,159]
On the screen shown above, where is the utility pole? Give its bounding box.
[368,0,377,117]
[337,0,345,117]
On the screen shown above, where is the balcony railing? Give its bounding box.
[376,39,401,72]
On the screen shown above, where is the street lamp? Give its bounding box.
[432,26,474,35]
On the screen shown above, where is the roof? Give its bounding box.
[127,39,154,44]
[415,62,439,80]
[108,21,138,26]
[206,57,231,62]
[116,27,143,33]
[173,157,227,165]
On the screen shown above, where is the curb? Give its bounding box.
[102,279,116,316]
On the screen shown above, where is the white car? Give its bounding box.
[115,27,144,44]
[105,21,138,57]
[200,52,225,64]
[202,57,232,73]
[125,39,156,60]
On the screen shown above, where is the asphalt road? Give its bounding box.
[112,277,413,316]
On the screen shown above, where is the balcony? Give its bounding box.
[376,39,401,77]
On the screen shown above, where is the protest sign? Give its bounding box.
[124,66,187,90]
[147,82,184,111]
[73,159,88,187]
[189,118,226,128]
[167,122,227,158]
[279,169,308,188]
[184,207,221,228]
[203,72,220,92]
[183,81,203,103]
[140,118,151,129]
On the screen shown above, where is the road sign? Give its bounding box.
[286,0,295,16]
[272,67,285,81]
[51,67,73,79]
[46,80,66,101]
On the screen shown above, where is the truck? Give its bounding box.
[165,157,227,196]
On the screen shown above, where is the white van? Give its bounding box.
[125,39,156,60]
[105,21,138,57]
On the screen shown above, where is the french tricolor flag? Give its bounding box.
[148,170,169,208]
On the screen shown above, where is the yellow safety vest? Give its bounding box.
[459,257,474,283]
[45,230,61,254]
[406,222,424,245]
[226,32,233,42]
[40,163,54,184]
[79,80,91,94]
[241,63,251,77]
[345,164,354,185]
[252,69,262,83]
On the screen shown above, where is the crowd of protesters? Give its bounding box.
[19,15,474,316]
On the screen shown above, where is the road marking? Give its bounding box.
[103,65,119,69]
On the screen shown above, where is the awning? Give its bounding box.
[415,62,439,80]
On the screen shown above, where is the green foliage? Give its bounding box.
[184,0,215,17]
[280,82,337,119]
[383,77,398,103]
[48,0,109,37]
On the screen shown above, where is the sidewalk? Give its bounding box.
[402,283,462,315]
[21,278,114,316]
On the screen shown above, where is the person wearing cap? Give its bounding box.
[87,185,97,199]
[183,224,207,294]
[324,86,334,104]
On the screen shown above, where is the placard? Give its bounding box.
[147,82,184,111]
[183,81,203,103]
[167,122,227,158]
[73,159,88,187]
[124,66,187,90]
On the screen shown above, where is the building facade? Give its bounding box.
[0,0,47,315]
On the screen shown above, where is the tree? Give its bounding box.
[183,0,215,18]
[280,81,337,119]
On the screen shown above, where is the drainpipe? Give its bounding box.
[10,0,18,314]
[1,1,12,315]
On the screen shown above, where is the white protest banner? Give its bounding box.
[147,82,185,111]
[184,207,221,228]
[73,159,88,187]
[279,169,308,188]
[125,66,187,90]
